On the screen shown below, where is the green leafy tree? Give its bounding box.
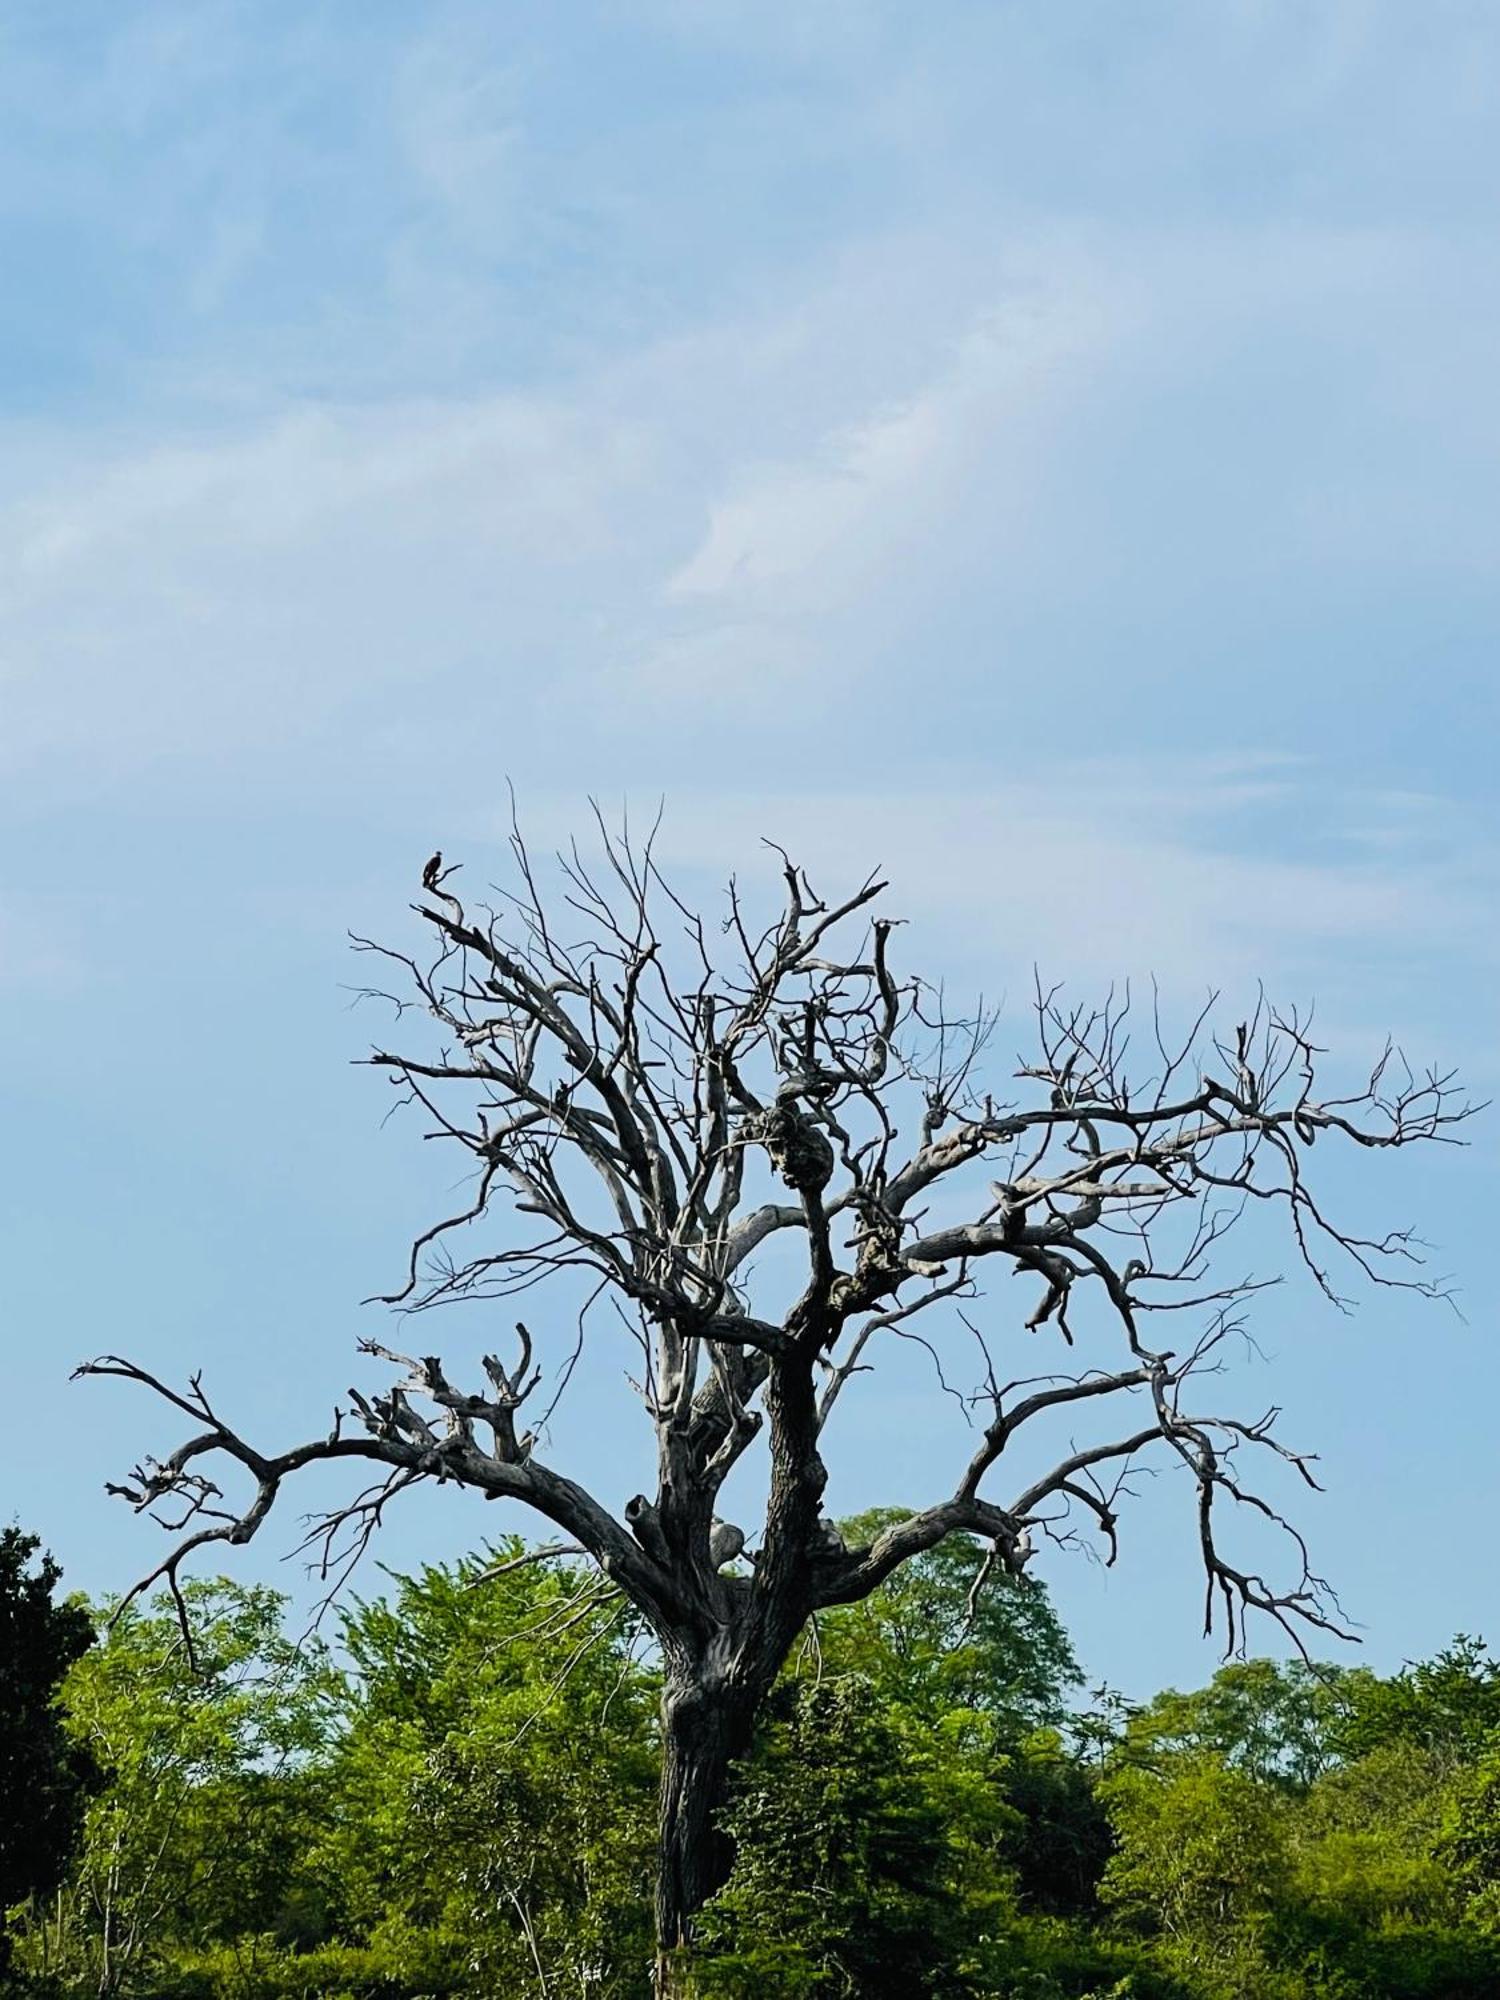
[1097,1642,1500,2000]
[805,1512,1080,1739]
[1099,1753,1291,1997]
[698,1522,1095,1996]
[0,1530,99,1976]
[805,1517,1111,1928]
[19,1541,1500,2000]
[1438,1724,1500,1936]
[1336,1637,1500,1764]
[1292,1738,1458,1929]
[316,1543,659,1997]
[1001,1731,1115,1920]
[696,1675,988,1999]
[17,1581,333,1999]
[1119,1660,1345,1791]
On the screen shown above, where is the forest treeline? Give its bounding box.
[11,1514,1500,2000]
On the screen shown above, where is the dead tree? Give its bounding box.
[78,821,1473,1997]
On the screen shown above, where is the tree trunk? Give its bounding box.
[652,1671,752,2000]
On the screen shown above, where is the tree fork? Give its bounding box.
[76,824,1475,1990]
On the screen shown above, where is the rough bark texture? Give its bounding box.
[78,823,1473,1983]
[655,1670,757,1992]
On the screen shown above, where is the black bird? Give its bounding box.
[422,849,443,891]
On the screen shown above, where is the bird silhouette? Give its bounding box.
[422,850,442,891]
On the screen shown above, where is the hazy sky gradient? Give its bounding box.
[3,1,1497,1696]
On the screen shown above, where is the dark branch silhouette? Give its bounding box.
[77,816,1474,1995]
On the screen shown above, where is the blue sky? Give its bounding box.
[2,0,1497,1697]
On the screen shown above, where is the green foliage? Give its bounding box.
[1335,1637,1500,1763]
[1436,1722,1500,1933]
[1094,1646,1500,2000]
[697,1525,1090,1997]
[12,1549,659,1998]
[1291,1739,1458,1929]
[1118,1659,1345,1790]
[697,1674,990,1997]
[807,1513,1082,1740]
[320,1543,658,1996]
[14,1579,334,1998]
[1002,1731,1115,1918]
[0,1530,100,1976]
[1100,1753,1292,1996]
[16,1530,1500,2000]
[1265,1901,1500,2000]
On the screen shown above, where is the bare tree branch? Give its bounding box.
[78,821,1476,1974]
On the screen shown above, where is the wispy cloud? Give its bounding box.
[3,208,1497,791]
[665,301,1117,605]
[0,389,655,770]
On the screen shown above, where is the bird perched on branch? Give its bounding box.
[422,850,443,892]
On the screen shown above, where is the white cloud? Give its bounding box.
[2,208,1498,792]
[0,391,657,769]
[2,229,1113,759]
[666,382,952,601]
[666,259,1133,605]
